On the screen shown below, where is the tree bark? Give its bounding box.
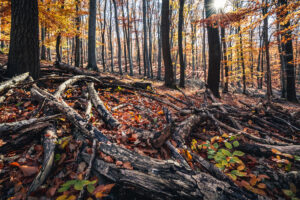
[178,0,185,88]
[87,0,98,70]
[161,0,175,88]
[205,0,221,97]
[112,0,123,75]
[221,27,228,93]
[7,0,40,79]
[75,0,81,67]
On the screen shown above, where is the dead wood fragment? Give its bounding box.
[0,72,30,94]
[28,126,57,194]
[88,82,120,129]
[0,122,51,153]
[31,87,109,142]
[151,124,175,149]
[0,114,60,135]
[54,75,102,98]
[80,142,261,200]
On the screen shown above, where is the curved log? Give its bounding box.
[0,72,29,94]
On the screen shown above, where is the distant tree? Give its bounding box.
[204,0,221,97]
[161,0,175,88]
[7,0,40,79]
[143,0,150,77]
[75,0,81,68]
[87,0,98,70]
[112,0,123,75]
[178,0,185,88]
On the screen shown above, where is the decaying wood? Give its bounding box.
[80,142,262,200]
[0,122,51,153]
[88,82,120,129]
[55,62,97,77]
[31,87,109,142]
[0,114,60,135]
[28,126,57,194]
[151,124,174,149]
[78,139,97,200]
[54,75,102,98]
[0,72,30,94]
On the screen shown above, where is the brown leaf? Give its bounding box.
[19,165,39,177]
[93,184,115,196]
[46,187,57,197]
[115,160,123,166]
[123,162,133,170]
[23,101,31,107]
[104,156,114,163]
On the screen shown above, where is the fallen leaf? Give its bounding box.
[19,165,39,177]
[123,162,133,170]
[116,160,123,166]
[10,162,20,167]
[257,183,266,189]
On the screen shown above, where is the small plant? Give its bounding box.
[58,179,97,194]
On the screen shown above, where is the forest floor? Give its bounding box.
[0,54,300,200]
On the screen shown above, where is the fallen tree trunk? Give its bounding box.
[0,72,30,94]
[0,115,60,135]
[28,126,57,194]
[88,82,120,129]
[31,87,109,142]
[81,142,262,200]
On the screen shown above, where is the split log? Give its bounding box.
[54,75,102,98]
[88,82,120,129]
[81,142,262,200]
[0,114,60,135]
[31,87,109,142]
[28,126,57,194]
[0,72,30,94]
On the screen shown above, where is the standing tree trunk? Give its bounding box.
[178,0,185,88]
[238,26,246,94]
[75,0,81,67]
[112,0,123,75]
[143,0,150,77]
[7,0,40,79]
[205,0,221,97]
[101,0,107,71]
[262,1,272,101]
[202,9,207,83]
[109,0,114,72]
[221,27,228,93]
[276,21,286,98]
[147,0,153,78]
[126,0,133,76]
[133,8,141,75]
[41,24,46,60]
[56,33,61,63]
[157,1,162,80]
[161,0,175,88]
[279,0,297,102]
[87,0,98,71]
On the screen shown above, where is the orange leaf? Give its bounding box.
[10,162,20,167]
[257,174,270,180]
[271,148,281,155]
[250,177,257,186]
[251,188,266,196]
[93,184,115,197]
[157,110,164,115]
[257,183,266,189]
[123,162,133,170]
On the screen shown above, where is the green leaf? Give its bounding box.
[208,149,216,155]
[74,181,84,190]
[221,149,231,157]
[87,184,95,194]
[55,154,61,162]
[225,142,232,149]
[282,189,294,197]
[61,180,77,187]
[89,180,97,185]
[58,186,69,193]
[229,156,241,163]
[231,170,246,177]
[294,155,300,161]
[213,143,219,149]
[233,141,239,147]
[229,136,236,141]
[233,151,245,157]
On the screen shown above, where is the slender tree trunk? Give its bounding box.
[276,21,286,98]
[238,26,246,94]
[202,9,207,83]
[56,33,61,62]
[191,23,195,78]
[101,0,107,71]
[205,0,221,97]
[221,27,228,93]
[133,8,141,75]
[112,0,123,75]
[75,0,81,67]
[262,1,272,101]
[126,0,133,76]
[41,24,46,60]
[157,1,162,80]
[147,0,153,78]
[178,0,185,88]
[121,1,128,73]
[109,0,114,72]
[161,0,175,88]
[87,0,97,70]
[7,0,40,79]
[143,0,149,77]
